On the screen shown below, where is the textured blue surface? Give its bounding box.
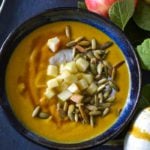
[0,0,148,150]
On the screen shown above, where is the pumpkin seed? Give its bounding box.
[65,25,71,40]
[106,96,115,103]
[103,91,110,100]
[74,113,79,122]
[63,101,68,112]
[102,107,110,116]
[66,40,76,47]
[76,103,84,107]
[91,38,97,50]
[109,80,119,91]
[103,88,112,99]
[98,106,105,110]
[38,112,49,119]
[94,95,99,106]
[102,50,109,59]
[78,106,89,124]
[78,40,91,47]
[32,106,41,118]
[100,103,111,108]
[98,78,107,85]
[89,110,101,116]
[90,63,97,75]
[95,74,101,80]
[90,57,97,64]
[97,84,106,92]
[99,98,103,104]
[98,93,103,103]
[93,50,101,59]
[103,66,108,78]
[95,50,105,55]
[86,105,98,111]
[103,60,112,70]
[97,63,103,75]
[100,41,113,50]
[68,104,75,121]
[74,36,84,43]
[90,115,95,127]
[113,60,125,68]
[104,50,109,55]
[87,51,94,59]
[72,47,76,58]
[85,47,92,51]
[111,67,116,80]
[75,45,86,52]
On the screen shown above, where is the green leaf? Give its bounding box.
[137,84,150,111]
[109,0,135,30]
[133,0,150,31]
[137,38,150,70]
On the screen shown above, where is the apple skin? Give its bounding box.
[85,0,138,17]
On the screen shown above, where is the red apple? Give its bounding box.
[85,0,138,17]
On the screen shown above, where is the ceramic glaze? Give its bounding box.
[124,108,150,150]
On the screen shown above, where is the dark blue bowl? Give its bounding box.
[0,8,141,149]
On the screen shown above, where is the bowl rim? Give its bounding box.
[0,7,141,149]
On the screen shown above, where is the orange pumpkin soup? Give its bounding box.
[5,21,129,143]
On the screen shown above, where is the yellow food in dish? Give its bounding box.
[5,21,130,143]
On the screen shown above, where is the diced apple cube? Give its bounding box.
[56,75,63,83]
[76,58,89,72]
[87,83,98,95]
[59,63,65,73]
[78,79,88,90]
[70,94,83,103]
[77,73,84,79]
[47,37,60,52]
[56,82,68,92]
[44,88,55,99]
[68,83,80,93]
[58,90,72,101]
[65,61,78,73]
[47,65,58,77]
[60,70,71,79]
[64,74,78,84]
[83,74,93,84]
[47,79,59,89]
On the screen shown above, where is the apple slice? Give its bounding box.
[58,90,72,101]
[76,58,89,72]
[47,79,59,89]
[78,79,88,90]
[70,94,83,103]
[44,88,55,99]
[47,65,58,77]
[47,37,60,52]
[68,83,80,93]
[87,83,98,95]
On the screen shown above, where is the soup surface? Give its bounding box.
[6,21,130,143]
